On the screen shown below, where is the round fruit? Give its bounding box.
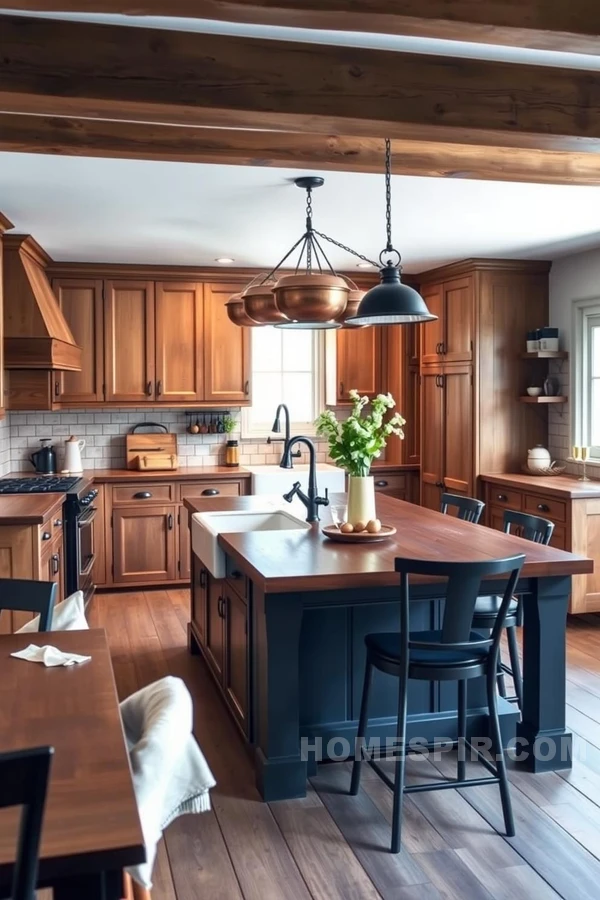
[353,521,366,533]
[340,522,354,533]
[366,519,382,533]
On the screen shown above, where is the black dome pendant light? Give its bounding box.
[346,139,438,326]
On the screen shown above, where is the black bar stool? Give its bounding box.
[0,579,57,632]
[440,492,485,524]
[473,510,554,710]
[350,553,525,854]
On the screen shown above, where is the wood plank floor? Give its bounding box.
[88,590,600,900]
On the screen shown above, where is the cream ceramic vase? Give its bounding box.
[347,475,376,526]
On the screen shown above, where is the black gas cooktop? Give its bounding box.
[0,476,81,494]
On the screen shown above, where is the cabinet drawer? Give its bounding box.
[179,481,242,502]
[523,493,566,524]
[549,524,568,551]
[112,482,175,504]
[487,487,522,511]
[226,555,248,601]
[373,474,406,492]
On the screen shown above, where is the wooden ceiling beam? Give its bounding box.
[3,114,600,186]
[5,1,600,55]
[1,15,600,151]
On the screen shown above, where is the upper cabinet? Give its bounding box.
[203,283,252,404]
[326,326,383,406]
[104,280,155,403]
[52,278,104,405]
[155,282,204,403]
[421,276,474,366]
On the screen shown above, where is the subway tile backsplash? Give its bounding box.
[5,408,332,472]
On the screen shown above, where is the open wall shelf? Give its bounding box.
[519,395,567,404]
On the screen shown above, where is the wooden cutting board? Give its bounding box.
[126,425,178,470]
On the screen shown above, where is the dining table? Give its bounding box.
[0,628,145,900]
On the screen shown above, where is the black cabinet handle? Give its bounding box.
[436,343,441,354]
[54,518,63,527]
[244,380,250,396]
[441,342,446,354]
[157,380,162,397]
[167,513,173,530]
[537,503,550,513]
[375,480,388,487]
[42,531,51,541]
[436,481,445,488]
[52,554,60,575]
[340,381,345,396]
[199,568,207,588]
[202,488,219,496]
[497,494,508,502]
[230,569,242,579]
[134,491,152,499]
[217,596,226,618]
[54,380,60,397]
[146,381,153,396]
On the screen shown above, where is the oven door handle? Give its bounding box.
[80,554,96,577]
[78,506,98,527]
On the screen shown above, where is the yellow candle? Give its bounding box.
[573,446,581,460]
[582,447,589,461]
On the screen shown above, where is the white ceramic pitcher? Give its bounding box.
[64,436,86,474]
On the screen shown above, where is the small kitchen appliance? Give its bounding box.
[30,439,57,474]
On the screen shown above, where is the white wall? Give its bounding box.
[549,248,600,474]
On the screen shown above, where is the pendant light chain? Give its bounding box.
[306,187,313,273]
[382,137,401,268]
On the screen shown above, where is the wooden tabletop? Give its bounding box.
[0,629,144,884]
[185,493,593,593]
[480,472,600,499]
[0,492,64,525]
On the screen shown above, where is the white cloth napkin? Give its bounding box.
[10,643,91,667]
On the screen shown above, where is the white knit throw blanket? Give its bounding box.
[120,676,216,888]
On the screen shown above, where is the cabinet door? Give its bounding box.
[444,277,473,364]
[112,505,176,584]
[403,366,421,465]
[336,327,381,402]
[53,279,104,404]
[420,368,444,511]
[571,499,600,613]
[443,365,473,497]
[420,283,445,365]
[205,576,225,680]
[191,555,207,646]
[104,281,155,402]
[224,588,249,734]
[203,283,251,403]
[42,535,65,606]
[155,282,204,402]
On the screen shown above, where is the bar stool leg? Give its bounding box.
[487,663,515,837]
[506,626,523,711]
[496,648,508,698]
[350,660,373,795]
[457,679,467,782]
[391,668,409,854]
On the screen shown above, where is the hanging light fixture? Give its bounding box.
[346,139,437,326]
[225,292,264,327]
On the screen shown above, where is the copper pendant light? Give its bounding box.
[242,279,289,325]
[225,292,264,327]
[274,273,348,329]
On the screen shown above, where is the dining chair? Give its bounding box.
[472,509,554,710]
[0,579,57,632]
[0,745,54,900]
[440,492,485,524]
[350,552,525,853]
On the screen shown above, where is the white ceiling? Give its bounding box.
[2,12,600,270]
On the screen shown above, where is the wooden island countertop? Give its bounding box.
[184,492,593,593]
[0,492,64,525]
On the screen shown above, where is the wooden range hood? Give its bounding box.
[3,234,81,371]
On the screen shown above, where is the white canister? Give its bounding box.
[527,445,551,470]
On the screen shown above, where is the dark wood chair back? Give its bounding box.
[0,580,57,631]
[0,746,53,900]
[394,554,525,651]
[503,509,554,545]
[440,492,485,524]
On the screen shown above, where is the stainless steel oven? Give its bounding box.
[65,486,98,606]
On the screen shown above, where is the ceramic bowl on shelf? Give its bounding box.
[526,386,542,397]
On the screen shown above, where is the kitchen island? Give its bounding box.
[184,493,593,801]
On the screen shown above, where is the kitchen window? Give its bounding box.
[573,299,600,462]
[242,326,325,438]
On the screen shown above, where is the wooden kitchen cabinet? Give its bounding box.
[335,326,382,403]
[155,282,204,403]
[420,367,445,511]
[203,282,252,404]
[104,280,155,403]
[191,555,208,647]
[482,475,600,615]
[41,532,65,607]
[223,586,249,733]
[204,575,226,681]
[52,278,105,404]
[112,504,177,584]
[421,276,473,366]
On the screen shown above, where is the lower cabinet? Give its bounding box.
[190,555,250,736]
[112,504,177,584]
[41,533,65,606]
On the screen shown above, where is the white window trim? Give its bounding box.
[241,331,326,440]
[571,296,600,464]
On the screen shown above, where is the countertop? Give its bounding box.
[0,493,64,525]
[480,473,600,500]
[183,493,593,593]
[91,466,252,482]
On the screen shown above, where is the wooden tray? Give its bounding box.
[126,424,178,470]
[137,453,178,471]
[322,524,397,543]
